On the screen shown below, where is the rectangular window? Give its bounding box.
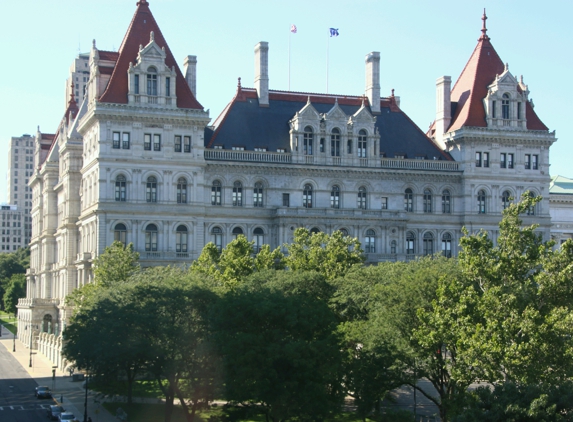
[165,77,171,97]
[517,102,522,120]
[153,134,161,151]
[113,132,121,149]
[347,140,353,154]
[184,136,191,152]
[232,146,245,151]
[500,153,507,168]
[475,152,482,167]
[122,133,130,149]
[381,197,388,210]
[319,139,325,153]
[134,74,140,95]
[144,134,151,150]
[214,145,224,150]
[532,154,538,170]
[524,154,531,169]
[174,136,182,152]
[282,193,290,207]
[492,101,497,118]
[508,153,514,169]
[277,148,286,153]
[483,152,489,167]
[254,147,267,152]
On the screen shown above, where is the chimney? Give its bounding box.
[254,42,269,107]
[435,76,452,148]
[183,55,197,98]
[365,52,381,114]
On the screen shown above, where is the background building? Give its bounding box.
[17,1,558,368]
[0,205,25,252]
[64,53,90,109]
[7,134,34,245]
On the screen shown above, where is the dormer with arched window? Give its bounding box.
[127,31,177,107]
[483,64,528,129]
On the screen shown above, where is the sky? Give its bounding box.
[1,0,571,204]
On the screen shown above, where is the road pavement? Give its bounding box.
[0,324,116,422]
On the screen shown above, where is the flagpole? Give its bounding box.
[326,33,330,94]
[288,25,291,91]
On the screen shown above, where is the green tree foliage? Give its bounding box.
[0,250,27,309]
[453,381,573,422]
[93,241,140,287]
[210,273,344,422]
[3,273,26,314]
[191,235,284,288]
[284,228,364,281]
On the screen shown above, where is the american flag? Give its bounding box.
[329,28,339,37]
[290,24,297,34]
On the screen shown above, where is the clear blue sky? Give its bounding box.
[1,0,571,203]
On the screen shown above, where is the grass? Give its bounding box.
[0,311,17,335]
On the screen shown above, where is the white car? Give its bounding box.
[58,412,78,422]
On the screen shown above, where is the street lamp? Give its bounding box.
[12,314,16,352]
[25,324,34,367]
[83,373,89,422]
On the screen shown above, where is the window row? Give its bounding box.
[300,127,369,157]
[112,132,192,153]
[475,151,538,170]
[133,67,171,97]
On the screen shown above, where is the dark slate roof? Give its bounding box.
[208,87,451,160]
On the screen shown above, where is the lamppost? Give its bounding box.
[25,324,34,367]
[83,373,89,422]
[12,314,16,352]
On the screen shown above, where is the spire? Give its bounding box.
[68,82,76,106]
[479,8,490,41]
[136,0,149,6]
[237,77,242,91]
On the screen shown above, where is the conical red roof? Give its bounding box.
[99,0,203,109]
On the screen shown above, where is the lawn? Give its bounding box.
[0,311,17,335]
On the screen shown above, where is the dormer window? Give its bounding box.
[165,77,171,97]
[502,93,510,119]
[134,75,140,95]
[517,102,522,120]
[147,67,158,96]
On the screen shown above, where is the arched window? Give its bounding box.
[331,185,340,209]
[233,181,243,206]
[211,180,222,206]
[176,225,188,253]
[303,126,313,155]
[477,190,486,214]
[114,223,127,244]
[212,226,223,251]
[177,178,187,204]
[423,189,432,213]
[331,128,340,157]
[303,184,313,208]
[357,186,367,209]
[145,224,158,251]
[442,190,451,214]
[338,228,349,236]
[357,130,367,158]
[310,227,320,234]
[147,66,158,96]
[390,240,397,254]
[115,175,126,202]
[253,227,264,253]
[404,188,413,212]
[254,182,263,207]
[232,227,244,239]
[441,233,452,258]
[406,232,415,255]
[502,190,511,210]
[365,229,376,253]
[146,176,157,203]
[43,314,53,334]
[502,93,510,119]
[423,232,434,255]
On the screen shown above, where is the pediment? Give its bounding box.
[497,70,517,86]
[295,100,320,120]
[351,104,375,123]
[326,101,347,121]
[137,32,167,64]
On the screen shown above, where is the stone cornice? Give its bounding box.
[446,126,556,147]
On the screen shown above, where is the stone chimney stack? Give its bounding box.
[435,76,452,148]
[183,55,197,98]
[365,52,381,114]
[254,42,269,107]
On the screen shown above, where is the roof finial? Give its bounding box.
[391,88,395,97]
[479,8,490,41]
[136,0,149,6]
[68,81,76,106]
[150,31,155,42]
[504,62,509,72]
[307,96,311,104]
[237,77,242,90]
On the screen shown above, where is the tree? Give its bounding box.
[92,241,140,287]
[191,235,283,288]
[3,273,26,314]
[210,275,344,422]
[284,228,364,281]
[0,252,26,309]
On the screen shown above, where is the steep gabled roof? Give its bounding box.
[448,12,547,132]
[98,0,202,109]
[208,87,451,161]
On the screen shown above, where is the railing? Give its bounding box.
[205,149,292,163]
[274,207,405,219]
[138,251,194,260]
[204,150,460,171]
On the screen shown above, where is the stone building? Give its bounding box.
[18,1,556,367]
[0,205,25,252]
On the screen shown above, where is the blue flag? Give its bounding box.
[329,28,339,37]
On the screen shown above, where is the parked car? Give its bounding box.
[58,412,78,422]
[35,386,52,399]
[47,405,65,420]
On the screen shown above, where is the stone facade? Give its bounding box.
[18,2,558,368]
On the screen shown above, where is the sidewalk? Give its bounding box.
[0,324,118,422]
